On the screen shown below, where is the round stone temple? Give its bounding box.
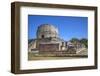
[36,24,58,39]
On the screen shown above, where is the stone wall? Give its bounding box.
[39,44,59,52]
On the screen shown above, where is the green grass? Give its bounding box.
[28,52,87,61]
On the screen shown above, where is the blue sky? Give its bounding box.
[28,15,88,41]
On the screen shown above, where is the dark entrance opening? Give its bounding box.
[41,35,44,38]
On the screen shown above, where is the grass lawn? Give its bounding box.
[28,52,87,60]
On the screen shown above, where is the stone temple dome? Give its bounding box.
[37,24,58,39]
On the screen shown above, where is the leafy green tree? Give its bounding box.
[70,38,79,43]
[70,38,88,48]
[80,38,88,48]
[70,38,80,49]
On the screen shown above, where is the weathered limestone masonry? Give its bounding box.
[28,24,87,56]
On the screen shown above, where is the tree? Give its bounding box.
[70,38,80,49]
[70,38,88,48]
[80,38,88,48]
[70,38,79,44]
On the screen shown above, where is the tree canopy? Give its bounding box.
[70,38,88,48]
